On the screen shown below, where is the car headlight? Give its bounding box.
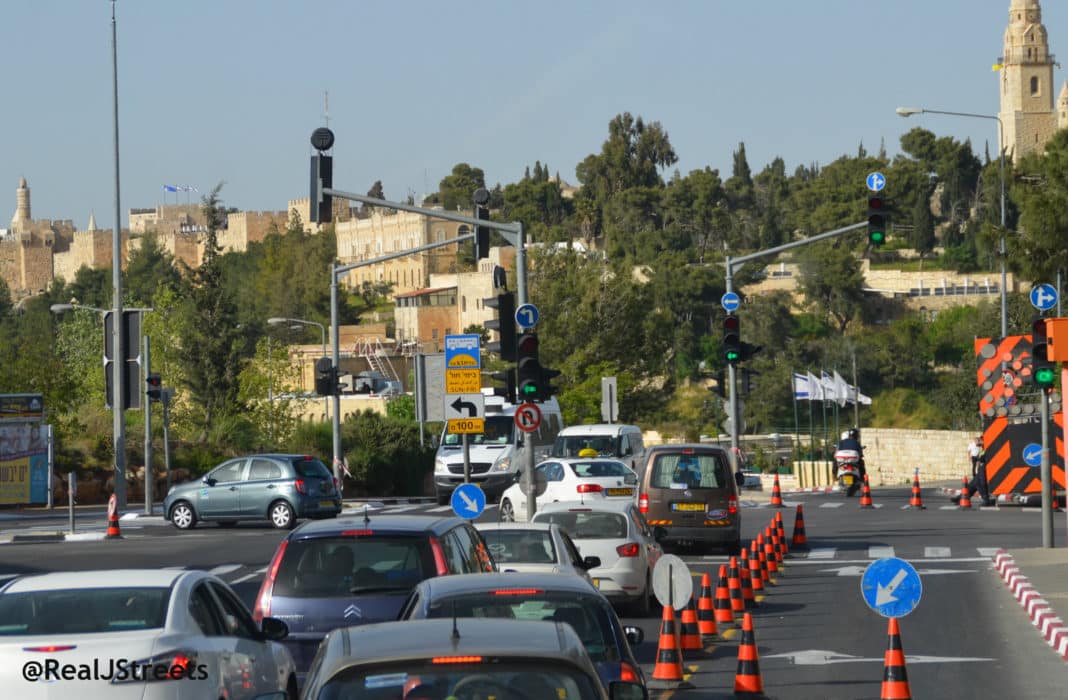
[435,458,448,474]
[493,455,511,472]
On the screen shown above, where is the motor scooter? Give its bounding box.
[833,448,862,496]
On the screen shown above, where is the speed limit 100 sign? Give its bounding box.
[514,403,542,433]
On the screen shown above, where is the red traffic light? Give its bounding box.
[517,333,539,355]
[868,196,884,210]
[724,315,739,333]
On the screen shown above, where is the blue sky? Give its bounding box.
[2,0,1065,231]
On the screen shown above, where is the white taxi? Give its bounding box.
[498,458,638,523]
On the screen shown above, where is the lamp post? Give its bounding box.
[267,317,329,419]
[896,106,1008,338]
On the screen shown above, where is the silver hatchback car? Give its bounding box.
[163,454,341,530]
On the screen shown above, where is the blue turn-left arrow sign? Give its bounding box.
[451,483,486,520]
[861,558,922,618]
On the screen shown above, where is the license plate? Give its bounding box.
[671,502,705,512]
[606,488,633,497]
[842,476,854,485]
[319,500,335,508]
[591,578,600,589]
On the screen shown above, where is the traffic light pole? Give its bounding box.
[1040,389,1053,548]
[143,336,153,515]
[723,221,866,465]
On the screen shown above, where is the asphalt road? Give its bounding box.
[1,486,1066,699]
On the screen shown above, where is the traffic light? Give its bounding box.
[473,188,491,260]
[537,365,561,402]
[490,368,516,404]
[740,341,763,363]
[1032,317,1056,389]
[314,357,337,396]
[309,128,334,224]
[485,292,516,362]
[723,314,741,364]
[145,373,162,402]
[867,194,887,247]
[516,331,542,402]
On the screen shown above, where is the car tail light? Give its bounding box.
[616,542,640,557]
[681,448,695,454]
[430,536,449,576]
[492,588,543,596]
[111,650,198,683]
[22,645,76,652]
[294,479,306,494]
[620,661,640,682]
[576,483,602,494]
[252,539,288,622]
[728,495,738,515]
[432,656,482,664]
[340,529,373,536]
[638,494,649,513]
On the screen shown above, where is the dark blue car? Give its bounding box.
[251,513,495,677]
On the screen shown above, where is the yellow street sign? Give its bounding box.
[445,368,481,394]
[447,418,485,434]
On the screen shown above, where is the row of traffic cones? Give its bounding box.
[651,507,806,693]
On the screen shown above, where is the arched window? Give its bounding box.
[1031,76,1039,96]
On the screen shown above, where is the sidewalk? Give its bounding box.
[993,547,1068,662]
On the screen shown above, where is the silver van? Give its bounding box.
[433,396,564,504]
[551,424,646,473]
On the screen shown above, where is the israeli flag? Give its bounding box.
[792,372,811,400]
[162,184,178,193]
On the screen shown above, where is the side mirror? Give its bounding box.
[623,625,644,646]
[202,476,217,487]
[260,616,289,641]
[735,471,746,488]
[608,680,648,700]
[581,555,601,570]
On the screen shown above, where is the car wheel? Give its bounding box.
[286,675,299,700]
[169,502,197,530]
[269,501,296,529]
[217,521,237,528]
[436,490,450,506]
[499,498,516,522]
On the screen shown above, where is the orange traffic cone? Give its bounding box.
[728,556,745,614]
[769,474,784,507]
[760,532,778,574]
[696,572,719,640]
[791,504,809,548]
[713,564,735,626]
[105,493,122,539]
[650,604,685,687]
[907,470,925,509]
[679,595,703,652]
[739,549,756,608]
[880,617,912,700]
[859,474,874,508]
[733,612,766,697]
[958,476,972,509]
[774,511,788,556]
[747,544,765,592]
[752,540,771,585]
[771,532,785,569]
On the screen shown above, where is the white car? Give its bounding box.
[531,500,663,617]
[475,521,601,585]
[498,458,638,523]
[0,569,297,700]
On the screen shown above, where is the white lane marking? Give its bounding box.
[806,548,837,559]
[819,502,844,509]
[924,547,951,558]
[209,564,243,576]
[976,548,1001,557]
[792,557,989,565]
[381,505,420,513]
[427,505,453,513]
[868,546,895,559]
[230,567,268,585]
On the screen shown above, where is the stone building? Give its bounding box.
[998,0,1068,160]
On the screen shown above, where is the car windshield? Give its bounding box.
[533,511,629,540]
[272,536,435,598]
[651,453,727,490]
[318,661,602,700]
[443,415,514,446]
[425,592,617,662]
[0,587,171,635]
[567,460,632,479]
[479,529,557,565]
[295,458,332,479]
[552,435,619,457]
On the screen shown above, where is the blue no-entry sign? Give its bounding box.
[861,558,921,618]
[451,483,486,519]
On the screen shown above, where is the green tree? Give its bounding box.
[1012,129,1068,282]
[124,232,180,306]
[794,242,867,333]
[438,164,486,212]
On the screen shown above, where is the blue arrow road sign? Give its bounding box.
[866,172,887,192]
[1023,442,1043,467]
[861,558,922,618]
[721,292,741,312]
[515,303,540,330]
[451,483,486,520]
[1030,283,1058,311]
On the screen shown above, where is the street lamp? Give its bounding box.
[267,317,330,428]
[896,106,1008,338]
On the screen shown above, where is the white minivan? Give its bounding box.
[433,395,564,504]
[550,424,647,473]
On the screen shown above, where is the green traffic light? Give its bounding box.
[725,350,740,362]
[1035,367,1056,386]
[869,230,885,244]
[520,384,538,396]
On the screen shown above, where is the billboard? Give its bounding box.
[0,423,49,504]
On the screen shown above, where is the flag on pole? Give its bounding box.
[807,372,824,401]
[792,372,811,400]
[833,371,850,407]
[821,371,839,403]
[162,184,178,193]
